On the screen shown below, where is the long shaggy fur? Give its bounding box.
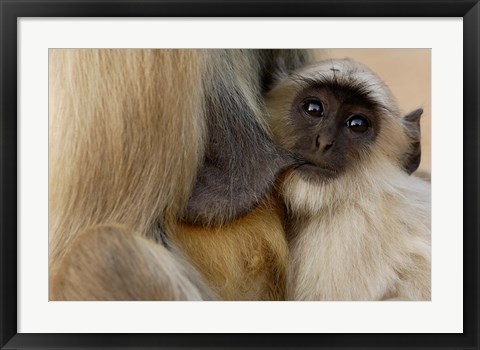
[49,49,210,300]
[49,49,206,267]
[265,58,431,301]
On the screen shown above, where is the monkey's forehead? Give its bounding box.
[292,58,400,115]
[298,58,370,75]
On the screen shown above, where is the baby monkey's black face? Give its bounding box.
[290,85,380,181]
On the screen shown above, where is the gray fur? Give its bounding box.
[183,50,311,226]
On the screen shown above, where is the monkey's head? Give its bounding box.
[265,58,423,185]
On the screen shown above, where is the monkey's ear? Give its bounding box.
[404,108,423,124]
[401,108,423,175]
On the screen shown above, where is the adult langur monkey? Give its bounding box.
[49,49,311,300]
[264,58,430,300]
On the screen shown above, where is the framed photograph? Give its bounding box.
[1,1,478,349]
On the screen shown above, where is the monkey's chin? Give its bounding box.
[294,163,339,182]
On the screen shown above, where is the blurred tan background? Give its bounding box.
[314,49,431,175]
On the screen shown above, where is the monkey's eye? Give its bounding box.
[346,115,370,133]
[302,99,324,117]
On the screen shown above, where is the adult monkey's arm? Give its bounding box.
[182,49,311,226]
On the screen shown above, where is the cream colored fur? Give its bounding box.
[283,158,431,300]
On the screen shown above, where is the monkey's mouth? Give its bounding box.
[293,159,338,177]
[298,163,337,175]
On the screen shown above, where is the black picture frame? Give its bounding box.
[1,1,478,349]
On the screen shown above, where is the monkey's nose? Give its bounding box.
[315,136,335,153]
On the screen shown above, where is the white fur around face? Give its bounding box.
[284,159,431,301]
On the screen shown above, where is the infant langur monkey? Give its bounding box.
[265,59,431,301]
